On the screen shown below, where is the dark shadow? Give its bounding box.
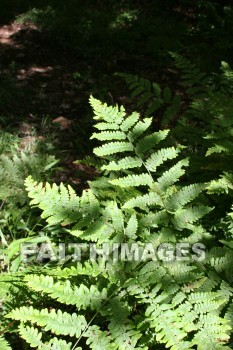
[0,1,233,131]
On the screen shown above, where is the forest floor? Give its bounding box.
[0,21,113,184]
[0,22,94,121]
[0,20,165,185]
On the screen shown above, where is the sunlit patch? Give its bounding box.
[17,66,53,80]
[0,23,37,48]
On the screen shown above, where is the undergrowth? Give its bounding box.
[0,91,232,349]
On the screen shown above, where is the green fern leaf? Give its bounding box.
[91,131,126,141]
[0,336,12,350]
[125,213,138,239]
[25,176,81,225]
[18,324,43,349]
[94,122,119,130]
[123,192,163,210]
[128,118,152,142]
[84,325,116,350]
[47,338,72,350]
[173,205,213,229]
[154,159,189,192]
[110,174,153,188]
[7,306,87,338]
[90,95,125,124]
[24,274,107,310]
[145,147,180,172]
[135,130,169,155]
[93,141,133,157]
[101,156,142,171]
[120,112,140,132]
[165,184,207,212]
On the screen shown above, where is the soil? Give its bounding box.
[0,20,161,184]
[0,22,93,121]
[0,21,107,184]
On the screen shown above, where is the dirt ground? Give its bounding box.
[0,22,94,121]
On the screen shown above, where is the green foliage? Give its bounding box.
[7,306,87,338]
[0,130,59,281]
[18,324,72,350]
[0,151,57,205]
[0,336,12,350]
[2,97,232,349]
[11,0,233,71]
[116,72,182,128]
[16,6,56,28]
[0,130,58,204]
[1,1,233,347]
[118,55,233,187]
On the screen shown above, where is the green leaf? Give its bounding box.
[110,174,153,188]
[101,156,142,171]
[93,142,133,157]
[155,158,189,192]
[0,336,12,350]
[135,130,169,155]
[91,131,126,141]
[145,147,180,172]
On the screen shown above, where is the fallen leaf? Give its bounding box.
[52,116,72,130]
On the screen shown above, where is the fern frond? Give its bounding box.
[90,95,126,124]
[209,251,233,273]
[110,174,153,188]
[18,324,43,349]
[91,131,126,141]
[135,130,169,155]
[18,323,73,350]
[145,147,181,172]
[140,210,169,227]
[7,306,87,338]
[206,141,233,156]
[101,156,142,171]
[165,184,207,212]
[7,96,233,350]
[173,205,213,229]
[125,213,138,239]
[170,52,209,96]
[93,141,133,157]
[24,274,107,310]
[84,325,116,350]
[120,112,140,132]
[47,338,72,350]
[94,122,119,130]
[25,176,81,225]
[123,192,163,210]
[128,118,152,142]
[51,261,105,279]
[154,159,189,192]
[207,172,233,194]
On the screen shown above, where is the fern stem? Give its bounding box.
[71,288,121,350]
[0,200,6,211]
[0,320,17,336]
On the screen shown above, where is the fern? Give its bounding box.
[3,97,233,350]
[0,150,57,204]
[170,52,210,97]
[116,72,182,127]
